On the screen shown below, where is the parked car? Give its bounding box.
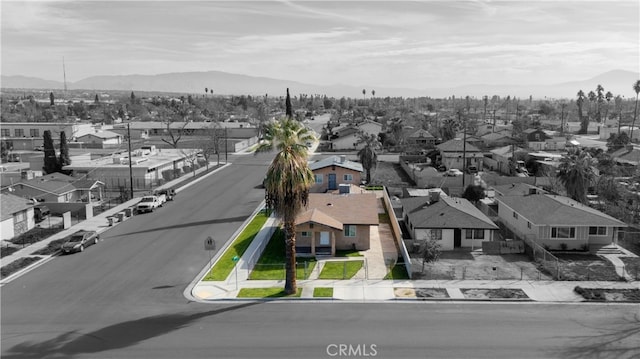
[34,205,50,222]
[61,230,99,254]
[155,192,167,206]
[158,189,175,201]
[136,196,161,213]
[7,153,21,162]
[445,169,463,177]
[466,165,478,174]
[33,145,44,151]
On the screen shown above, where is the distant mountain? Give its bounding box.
[2,69,638,99]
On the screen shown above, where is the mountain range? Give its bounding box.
[1,69,638,99]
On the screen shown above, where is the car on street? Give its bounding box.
[157,188,176,201]
[61,230,99,254]
[466,165,478,174]
[444,168,463,176]
[136,195,161,213]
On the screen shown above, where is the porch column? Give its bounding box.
[311,232,316,256]
[331,232,336,256]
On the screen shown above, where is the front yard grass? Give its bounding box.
[237,287,302,298]
[203,210,270,281]
[574,286,640,302]
[0,256,42,279]
[554,253,622,281]
[318,260,363,279]
[313,287,333,298]
[248,228,317,280]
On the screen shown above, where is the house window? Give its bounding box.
[344,225,356,237]
[551,227,576,239]
[465,229,485,240]
[343,174,353,182]
[589,226,607,236]
[14,129,24,137]
[527,222,532,229]
[14,210,26,223]
[30,129,39,137]
[314,174,323,184]
[1,129,10,136]
[301,231,311,237]
[64,193,73,202]
[513,211,518,219]
[430,229,442,241]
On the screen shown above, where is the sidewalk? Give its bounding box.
[0,161,230,284]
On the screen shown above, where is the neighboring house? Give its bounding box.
[1,193,35,240]
[295,191,379,256]
[522,129,550,151]
[330,120,382,150]
[489,145,526,174]
[309,155,363,192]
[610,145,640,166]
[496,193,626,250]
[0,122,96,150]
[401,192,499,251]
[480,132,515,148]
[544,137,567,151]
[436,138,484,171]
[2,172,105,203]
[76,130,123,148]
[406,129,437,149]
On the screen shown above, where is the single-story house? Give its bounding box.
[522,129,550,151]
[436,138,484,171]
[488,145,526,174]
[401,192,499,251]
[481,132,515,148]
[406,129,437,149]
[76,130,123,148]
[309,155,363,192]
[610,145,640,166]
[295,191,379,256]
[330,120,382,150]
[1,193,35,240]
[4,173,82,203]
[544,137,567,151]
[496,193,626,250]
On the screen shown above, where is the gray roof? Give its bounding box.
[492,183,547,197]
[1,193,33,221]
[17,173,77,195]
[497,194,626,226]
[309,156,363,172]
[402,196,498,229]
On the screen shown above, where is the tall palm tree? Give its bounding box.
[604,91,613,123]
[615,94,623,135]
[557,149,597,204]
[577,90,586,133]
[357,132,380,184]
[632,80,640,141]
[255,116,316,294]
[595,84,605,122]
[587,90,596,121]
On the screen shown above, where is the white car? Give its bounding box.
[445,169,463,177]
[136,196,161,213]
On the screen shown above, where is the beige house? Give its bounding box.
[309,155,363,192]
[295,192,378,257]
[0,193,35,240]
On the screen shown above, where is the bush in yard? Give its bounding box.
[560,243,568,251]
[173,168,183,178]
[420,239,442,273]
[162,169,174,181]
[182,165,191,173]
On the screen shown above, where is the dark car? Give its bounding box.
[158,188,176,201]
[61,230,99,254]
[34,205,50,222]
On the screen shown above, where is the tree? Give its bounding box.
[604,91,613,122]
[285,88,293,118]
[0,142,8,162]
[255,116,316,294]
[420,239,441,273]
[130,91,136,105]
[94,94,100,104]
[159,106,189,148]
[205,87,208,95]
[49,92,54,106]
[577,90,587,134]
[462,184,485,203]
[58,131,71,171]
[43,130,57,174]
[357,132,380,184]
[557,149,597,204]
[606,132,630,153]
[362,89,366,101]
[631,80,640,141]
[595,84,605,122]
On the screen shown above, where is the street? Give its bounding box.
[2,151,639,359]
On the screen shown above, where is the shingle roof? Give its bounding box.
[402,196,498,229]
[18,173,77,195]
[497,194,626,226]
[79,130,121,139]
[296,208,343,230]
[295,193,378,226]
[436,138,481,152]
[1,193,33,221]
[309,156,363,172]
[492,183,548,197]
[408,129,435,139]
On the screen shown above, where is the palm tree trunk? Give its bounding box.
[283,220,297,294]
[632,94,639,142]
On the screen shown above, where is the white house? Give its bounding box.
[1,193,35,240]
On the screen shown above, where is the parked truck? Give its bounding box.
[136,196,161,213]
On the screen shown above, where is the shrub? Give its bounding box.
[543,244,551,251]
[580,243,589,252]
[161,169,174,181]
[560,243,568,251]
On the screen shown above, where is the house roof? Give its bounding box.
[295,193,378,227]
[1,193,32,221]
[492,183,548,197]
[490,145,526,157]
[309,155,363,172]
[436,138,481,152]
[296,208,343,230]
[16,173,77,195]
[481,132,511,141]
[78,130,121,139]
[610,147,640,165]
[401,196,498,229]
[497,194,626,226]
[408,129,435,139]
[71,179,105,190]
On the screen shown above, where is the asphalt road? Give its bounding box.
[2,151,639,359]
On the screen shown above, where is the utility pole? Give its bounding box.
[560,103,566,137]
[127,120,134,199]
[461,110,467,188]
[224,127,228,163]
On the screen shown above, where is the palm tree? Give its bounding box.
[557,149,597,204]
[587,90,596,121]
[362,89,366,101]
[604,91,613,123]
[632,80,640,142]
[357,132,380,184]
[577,90,586,133]
[595,84,605,122]
[615,95,623,135]
[255,115,316,294]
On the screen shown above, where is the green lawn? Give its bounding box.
[335,249,363,257]
[384,264,410,279]
[248,228,317,280]
[203,210,270,281]
[318,260,364,279]
[237,287,302,298]
[313,287,333,298]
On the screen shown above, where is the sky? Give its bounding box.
[1,0,639,90]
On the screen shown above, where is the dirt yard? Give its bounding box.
[370,160,415,196]
[411,249,551,281]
